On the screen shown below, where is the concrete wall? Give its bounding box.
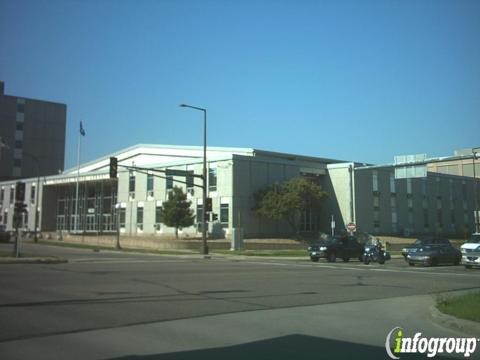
[232,155,328,238]
[325,164,354,232]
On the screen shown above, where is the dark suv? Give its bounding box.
[401,236,450,260]
[308,235,364,263]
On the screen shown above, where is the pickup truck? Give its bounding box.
[308,235,364,263]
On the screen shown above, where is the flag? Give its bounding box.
[80,121,86,136]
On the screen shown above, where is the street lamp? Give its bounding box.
[179,103,208,255]
[473,147,480,233]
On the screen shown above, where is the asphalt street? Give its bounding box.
[0,242,479,360]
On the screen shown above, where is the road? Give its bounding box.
[0,242,479,359]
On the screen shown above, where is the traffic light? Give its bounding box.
[212,213,218,221]
[14,202,27,213]
[109,157,118,178]
[206,197,212,212]
[15,182,26,202]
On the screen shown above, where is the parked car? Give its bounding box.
[461,233,480,269]
[406,243,461,267]
[308,235,364,263]
[401,236,450,260]
[0,224,11,242]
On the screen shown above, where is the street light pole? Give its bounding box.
[179,104,208,255]
[473,147,480,233]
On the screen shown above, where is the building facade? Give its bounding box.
[0,144,478,239]
[0,81,67,180]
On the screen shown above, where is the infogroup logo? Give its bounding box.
[385,327,479,359]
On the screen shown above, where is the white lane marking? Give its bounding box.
[242,260,480,277]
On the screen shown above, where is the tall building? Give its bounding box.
[0,81,67,180]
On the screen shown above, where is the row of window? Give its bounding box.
[128,168,218,198]
[117,203,229,231]
[373,171,471,199]
[0,185,36,204]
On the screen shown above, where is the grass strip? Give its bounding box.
[36,240,196,256]
[437,292,480,323]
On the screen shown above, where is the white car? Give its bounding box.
[461,233,480,269]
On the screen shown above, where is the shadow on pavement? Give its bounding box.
[106,334,456,360]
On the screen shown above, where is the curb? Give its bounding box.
[430,298,480,336]
[0,257,68,264]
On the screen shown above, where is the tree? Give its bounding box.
[161,186,195,239]
[254,177,328,234]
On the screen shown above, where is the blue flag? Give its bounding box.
[80,121,86,136]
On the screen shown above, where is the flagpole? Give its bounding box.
[74,124,82,233]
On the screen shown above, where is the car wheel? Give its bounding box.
[409,262,415,267]
[310,257,319,262]
[364,258,370,265]
[465,265,472,269]
[342,257,349,262]
[379,258,385,265]
[328,253,336,263]
[454,259,460,266]
[430,258,437,267]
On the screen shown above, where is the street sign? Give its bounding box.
[347,222,356,233]
[165,169,190,177]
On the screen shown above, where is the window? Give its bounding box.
[3,211,7,225]
[209,168,217,192]
[408,210,414,227]
[373,195,380,209]
[147,173,154,196]
[220,203,229,224]
[119,208,126,228]
[406,178,412,195]
[0,188,4,202]
[407,198,413,209]
[16,122,24,131]
[155,206,162,231]
[437,209,443,226]
[423,209,429,228]
[30,185,36,203]
[166,175,173,190]
[10,187,14,204]
[390,197,396,207]
[389,173,395,193]
[137,207,143,231]
[17,103,25,113]
[14,159,22,167]
[15,140,23,149]
[391,211,397,233]
[129,172,135,199]
[372,171,378,192]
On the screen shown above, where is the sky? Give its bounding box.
[1,0,479,169]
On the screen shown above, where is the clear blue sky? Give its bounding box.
[1,0,479,169]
